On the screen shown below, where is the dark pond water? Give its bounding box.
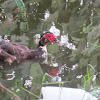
[0,0,100,100]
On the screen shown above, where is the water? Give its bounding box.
[0,0,100,100]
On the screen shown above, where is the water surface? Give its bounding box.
[0,0,100,100]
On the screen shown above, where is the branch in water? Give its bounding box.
[0,83,21,100]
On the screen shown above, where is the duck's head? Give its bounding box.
[38,31,61,47]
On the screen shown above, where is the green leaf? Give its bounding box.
[89,43,100,47]
[21,87,40,99]
[87,66,90,88]
[42,74,46,83]
[83,76,87,87]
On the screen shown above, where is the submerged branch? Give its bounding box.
[0,83,21,100]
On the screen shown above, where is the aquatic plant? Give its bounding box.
[13,0,26,19]
[89,43,100,48]
[83,64,100,99]
[1,70,99,100]
[20,73,69,99]
[20,72,99,100]
[83,64,95,91]
[0,83,21,100]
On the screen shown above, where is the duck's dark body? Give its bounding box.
[0,32,60,65]
[0,41,47,63]
[0,41,30,62]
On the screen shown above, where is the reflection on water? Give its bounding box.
[44,10,50,21]
[11,33,29,45]
[6,71,15,80]
[49,22,60,36]
[61,34,76,50]
[24,75,33,88]
[0,0,100,99]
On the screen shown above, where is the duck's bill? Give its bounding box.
[53,38,63,45]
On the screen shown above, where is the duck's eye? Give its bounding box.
[48,35,51,37]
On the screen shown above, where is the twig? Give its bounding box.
[0,83,21,100]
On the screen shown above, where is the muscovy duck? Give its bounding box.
[0,32,60,65]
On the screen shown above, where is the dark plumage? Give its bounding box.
[0,32,60,65]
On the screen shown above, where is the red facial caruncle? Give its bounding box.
[44,33,56,42]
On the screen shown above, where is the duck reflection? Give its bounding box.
[0,57,65,86]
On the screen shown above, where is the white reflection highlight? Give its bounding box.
[71,63,78,70]
[76,75,83,79]
[24,76,33,88]
[7,71,15,80]
[49,22,60,36]
[44,10,50,21]
[24,80,32,88]
[4,35,10,42]
[92,75,96,81]
[0,35,10,42]
[52,63,58,67]
[80,0,83,6]
[61,34,76,50]
[16,89,20,92]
